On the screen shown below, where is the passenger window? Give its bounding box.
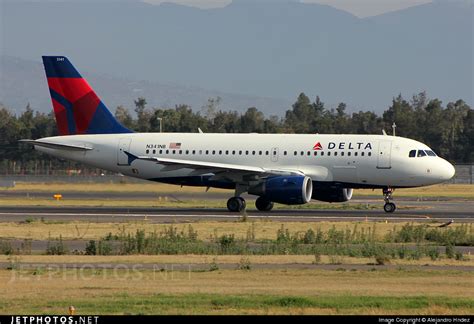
[192,150,195,155]
[294,151,297,156]
[321,151,324,156]
[300,151,304,156]
[232,150,235,155]
[172,150,176,154]
[259,151,262,155]
[284,151,287,156]
[354,152,358,157]
[225,150,229,155]
[159,150,163,154]
[347,152,351,157]
[314,151,317,156]
[361,152,364,157]
[307,151,311,156]
[205,150,209,155]
[327,152,331,156]
[417,150,426,157]
[334,152,338,156]
[146,149,149,154]
[252,151,256,155]
[219,150,222,155]
[212,150,216,155]
[368,152,372,157]
[341,152,345,156]
[166,150,169,154]
[266,151,270,156]
[153,150,156,154]
[239,150,242,155]
[409,150,416,158]
[246,150,249,155]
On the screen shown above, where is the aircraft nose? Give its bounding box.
[438,159,456,181]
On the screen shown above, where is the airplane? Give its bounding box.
[21,56,456,213]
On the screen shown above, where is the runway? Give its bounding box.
[0,200,473,223]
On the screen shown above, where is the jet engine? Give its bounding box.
[311,187,353,203]
[248,176,313,205]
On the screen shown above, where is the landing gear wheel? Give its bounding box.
[255,197,274,212]
[227,197,246,212]
[383,202,396,213]
[382,187,396,213]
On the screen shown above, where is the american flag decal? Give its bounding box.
[169,142,181,149]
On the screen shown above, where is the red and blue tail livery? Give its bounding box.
[42,56,132,135]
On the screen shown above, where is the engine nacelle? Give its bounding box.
[311,187,353,203]
[248,176,313,205]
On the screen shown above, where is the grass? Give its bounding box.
[1,254,473,267]
[0,268,472,314]
[3,183,473,199]
[0,220,461,241]
[356,184,474,199]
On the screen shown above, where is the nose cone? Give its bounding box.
[439,159,456,181]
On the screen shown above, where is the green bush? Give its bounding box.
[85,240,97,255]
[46,235,68,255]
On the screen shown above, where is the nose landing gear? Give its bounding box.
[383,188,396,213]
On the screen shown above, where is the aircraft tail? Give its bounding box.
[42,56,132,135]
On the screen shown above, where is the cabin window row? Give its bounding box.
[145,149,372,157]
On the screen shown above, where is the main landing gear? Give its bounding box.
[227,197,246,212]
[383,188,396,213]
[226,196,275,212]
[255,197,274,212]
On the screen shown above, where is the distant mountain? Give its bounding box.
[0,55,291,116]
[1,0,472,114]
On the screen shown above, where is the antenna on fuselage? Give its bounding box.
[392,122,397,136]
[382,129,387,136]
[198,128,204,133]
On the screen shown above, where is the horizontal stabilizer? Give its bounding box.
[19,139,93,151]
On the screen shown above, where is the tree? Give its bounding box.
[240,107,265,133]
[115,106,134,130]
[285,92,315,133]
[134,97,150,132]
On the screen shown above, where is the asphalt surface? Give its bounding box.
[0,199,472,223]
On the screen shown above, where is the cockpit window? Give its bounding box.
[417,150,427,157]
[409,150,416,158]
[425,150,437,157]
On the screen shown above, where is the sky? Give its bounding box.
[142,0,434,17]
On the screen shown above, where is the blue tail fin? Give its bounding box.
[42,56,133,135]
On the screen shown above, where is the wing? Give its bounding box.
[131,154,304,179]
[19,139,93,151]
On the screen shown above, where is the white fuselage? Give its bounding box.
[35,133,455,189]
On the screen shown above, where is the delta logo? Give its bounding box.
[313,141,373,150]
[313,142,323,150]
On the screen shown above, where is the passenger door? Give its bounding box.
[117,138,132,166]
[377,140,392,169]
